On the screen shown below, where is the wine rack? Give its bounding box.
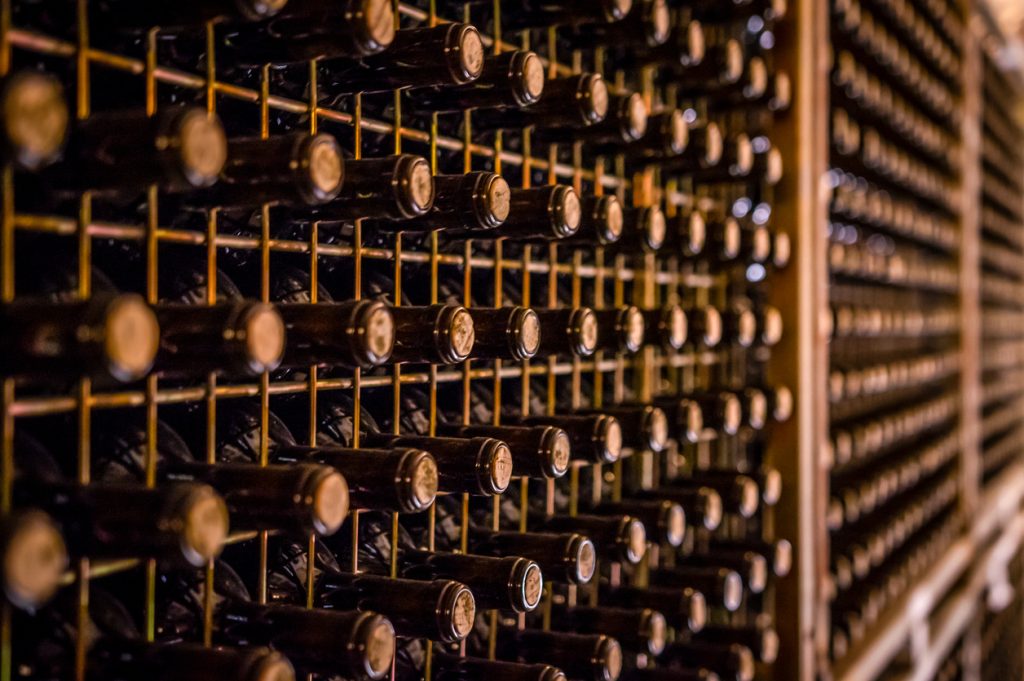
[0,1,790,681]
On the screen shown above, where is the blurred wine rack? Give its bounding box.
[0,1,794,681]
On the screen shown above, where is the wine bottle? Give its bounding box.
[675,551,768,595]
[592,306,646,354]
[361,432,512,496]
[275,296,394,369]
[47,107,227,194]
[153,301,285,376]
[95,417,349,537]
[306,154,434,221]
[15,478,227,567]
[273,444,438,513]
[400,549,544,612]
[672,40,744,91]
[621,669,719,681]
[465,306,542,361]
[735,387,769,431]
[221,0,394,65]
[662,122,723,172]
[0,509,67,611]
[499,0,633,29]
[704,538,792,578]
[692,133,753,182]
[565,92,649,145]
[593,499,685,547]
[564,0,671,48]
[370,172,510,233]
[532,307,600,357]
[703,216,742,264]
[382,303,476,364]
[642,304,688,351]
[318,570,477,643]
[0,294,159,382]
[490,628,624,681]
[432,652,567,681]
[0,71,68,171]
[647,565,744,612]
[633,485,723,531]
[565,195,625,246]
[632,109,689,159]
[695,616,779,664]
[599,584,707,634]
[684,391,743,435]
[471,530,597,585]
[509,413,622,464]
[486,185,582,240]
[471,74,609,132]
[160,558,395,680]
[413,50,546,112]
[659,642,755,681]
[571,404,669,453]
[318,23,485,94]
[185,132,344,208]
[436,423,571,480]
[630,20,705,70]
[651,396,704,444]
[89,0,290,28]
[538,514,646,564]
[664,472,760,518]
[552,605,668,656]
[687,305,723,348]
[610,206,667,254]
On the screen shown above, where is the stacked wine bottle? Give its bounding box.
[0,1,789,680]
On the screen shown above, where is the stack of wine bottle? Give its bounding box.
[0,1,789,680]
[827,0,967,663]
[978,50,1024,489]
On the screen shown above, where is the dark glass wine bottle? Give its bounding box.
[306,154,434,221]
[651,396,704,444]
[592,306,646,354]
[47,107,227,194]
[90,0,290,28]
[564,0,671,49]
[436,422,571,480]
[318,571,476,643]
[470,530,597,586]
[552,605,668,656]
[687,305,723,348]
[275,297,395,369]
[642,304,688,351]
[273,444,438,513]
[186,132,344,208]
[537,513,646,564]
[499,0,633,29]
[15,478,227,568]
[95,417,349,537]
[492,629,623,681]
[471,74,609,132]
[0,71,68,171]
[401,549,544,613]
[160,558,395,680]
[571,404,669,453]
[611,206,667,254]
[485,185,582,240]
[675,550,768,595]
[221,0,394,65]
[633,485,722,531]
[387,303,477,364]
[662,122,723,172]
[648,565,744,611]
[509,413,622,464]
[562,92,649,145]
[599,584,707,634]
[153,301,285,376]
[659,641,755,681]
[696,615,779,664]
[704,538,793,578]
[532,307,599,357]
[432,652,567,681]
[632,109,689,159]
[0,294,159,383]
[665,472,760,518]
[593,499,685,547]
[369,172,510,234]
[318,23,485,94]
[413,50,546,113]
[565,195,625,246]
